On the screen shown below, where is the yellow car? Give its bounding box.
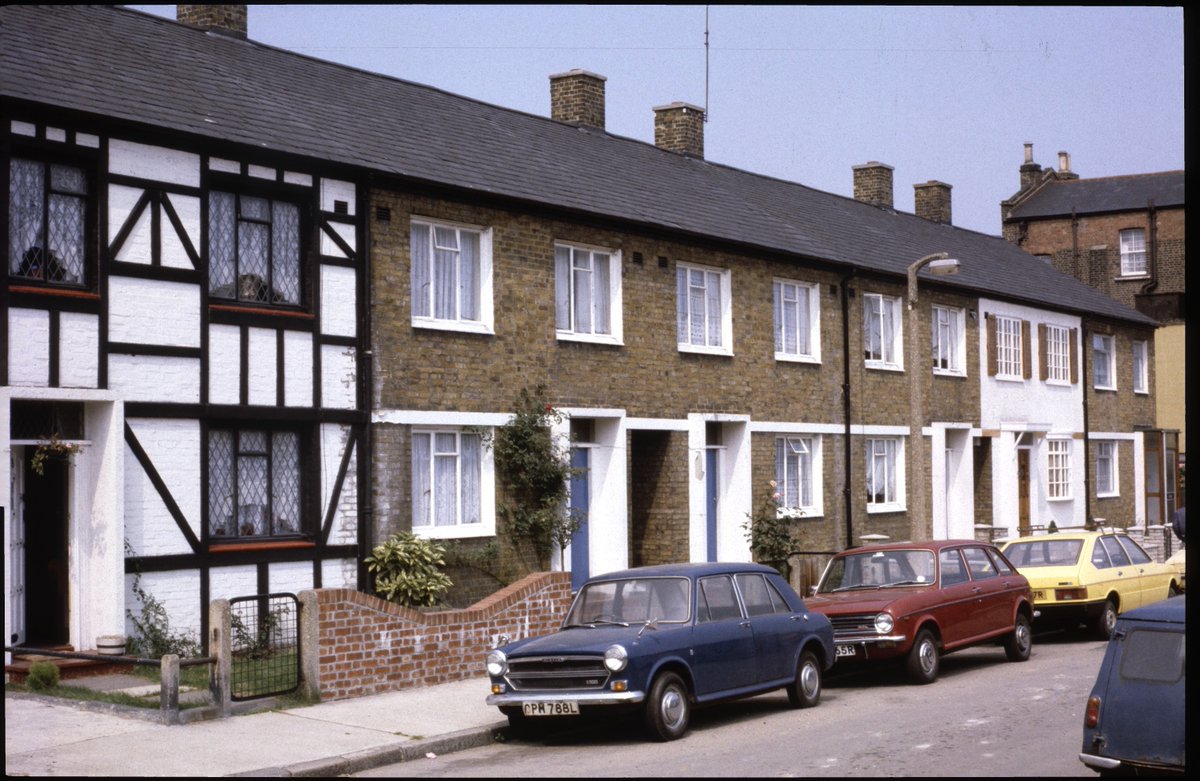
[1166,548,1185,592]
[1000,531,1181,639]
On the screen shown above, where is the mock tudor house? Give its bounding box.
[2,6,369,652]
[1000,145,1184,527]
[2,5,1161,651]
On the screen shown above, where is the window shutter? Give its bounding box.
[1021,320,1032,379]
[1038,323,1048,381]
[1069,328,1079,384]
[986,314,998,377]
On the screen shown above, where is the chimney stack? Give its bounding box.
[176,5,247,38]
[1019,143,1041,191]
[914,181,952,225]
[853,162,894,208]
[549,70,607,130]
[1056,150,1079,180]
[652,102,705,157]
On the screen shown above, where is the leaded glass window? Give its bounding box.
[208,429,303,539]
[209,191,301,305]
[9,157,88,285]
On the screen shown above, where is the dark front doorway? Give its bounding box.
[22,453,70,646]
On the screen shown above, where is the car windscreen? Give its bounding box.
[816,549,935,592]
[565,577,691,625]
[1002,539,1083,567]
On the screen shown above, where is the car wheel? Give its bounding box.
[1168,583,1181,598]
[1093,599,1118,640]
[1004,612,1033,662]
[906,629,939,684]
[644,671,690,741]
[786,649,822,708]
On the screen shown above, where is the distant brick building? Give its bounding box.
[1000,144,1184,525]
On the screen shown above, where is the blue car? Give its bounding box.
[1080,596,1185,776]
[485,562,835,741]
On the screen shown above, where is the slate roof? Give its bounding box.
[0,5,1155,326]
[1008,171,1185,221]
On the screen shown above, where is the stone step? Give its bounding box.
[6,649,135,683]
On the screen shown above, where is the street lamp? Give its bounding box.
[907,252,959,540]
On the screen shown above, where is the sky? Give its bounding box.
[127,5,1184,237]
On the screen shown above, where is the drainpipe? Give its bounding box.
[1080,320,1092,528]
[1140,200,1158,296]
[840,268,856,550]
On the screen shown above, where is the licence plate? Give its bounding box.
[835,644,857,658]
[1033,590,1045,600]
[523,701,580,717]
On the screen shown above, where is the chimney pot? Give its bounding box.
[853,162,894,209]
[914,180,953,225]
[1023,143,1034,164]
[549,70,607,130]
[1058,151,1071,174]
[652,102,705,157]
[176,4,247,38]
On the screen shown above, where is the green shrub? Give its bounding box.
[125,542,202,658]
[27,660,60,690]
[365,531,453,607]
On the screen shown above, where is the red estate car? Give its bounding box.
[806,540,1034,684]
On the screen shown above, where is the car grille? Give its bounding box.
[506,655,610,691]
[828,613,880,638]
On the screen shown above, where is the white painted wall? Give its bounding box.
[108,277,200,347]
[123,419,201,557]
[108,354,200,403]
[59,312,100,389]
[282,331,314,407]
[7,308,49,386]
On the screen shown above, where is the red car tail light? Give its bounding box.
[1085,696,1101,728]
[1054,587,1088,601]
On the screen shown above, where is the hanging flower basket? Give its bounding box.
[30,433,83,476]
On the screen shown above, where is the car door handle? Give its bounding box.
[740,621,752,629]
[972,587,982,594]
[790,614,807,622]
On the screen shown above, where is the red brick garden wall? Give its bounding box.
[311,572,572,701]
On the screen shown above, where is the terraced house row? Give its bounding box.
[1,5,1171,655]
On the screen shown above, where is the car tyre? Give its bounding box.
[1004,612,1033,662]
[1093,599,1118,640]
[1168,583,1181,598]
[644,671,690,741]
[906,628,939,684]
[786,649,822,708]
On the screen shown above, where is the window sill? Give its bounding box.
[412,318,494,336]
[210,539,315,553]
[1046,496,1074,503]
[864,361,904,373]
[557,331,623,347]
[866,503,906,515]
[209,303,314,319]
[1096,492,1120,500]
[1133,389,1149,396]
[1044,378,1073,388]
[932,368,966,378]
[1092,385,1118,393]
[413,524,496,540]
[678,343,733,357]
[993,374,1026,384]
[775,353,821,365]
[9,283,100,301]
[1114,274,1149,282]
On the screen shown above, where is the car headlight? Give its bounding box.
[486,649,508,678]
[603,644,628,672]
[874,613,894,634]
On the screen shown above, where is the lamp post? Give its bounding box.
[907,252,959,540]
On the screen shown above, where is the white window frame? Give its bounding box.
[773,279,821,363]
[1095,441,1118,498]
[410,217,494,334]
[411,428,495,539]
[865,436,905,512]
[775,435,822,517]
[676,262,733,355]
[1047,438,1072,501]
[863,293,903,371]
[931,305,965,376]
[1093,333,1116,390]
[1044,324,1072,384]
[555,242,623,345]
[1119,228,1147,277]
[994,315,1024,380]
[1132,340,1148,394]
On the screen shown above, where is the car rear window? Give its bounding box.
[1003,539,1083,567]
[1119,628,1185,683]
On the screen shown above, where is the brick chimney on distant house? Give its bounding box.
[1019,143,1041,191]
[914,180,952,224]
[550,70,607,130]
[176,5,247,37]
[853,162,894,208]
[653,102,705,157]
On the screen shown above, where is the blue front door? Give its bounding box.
[706,448,719,561]
[569,447,590,590]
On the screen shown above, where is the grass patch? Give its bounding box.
[5,680,207,710]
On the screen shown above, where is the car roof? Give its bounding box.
[585,562,780,581]
[1001,530,1127,545]
[834,539,987,555]
[1118,596,1186,625]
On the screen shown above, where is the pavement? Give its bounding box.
[5,673,507,776]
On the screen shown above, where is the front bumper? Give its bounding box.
[832,634,909,661]
[486,690,645,707]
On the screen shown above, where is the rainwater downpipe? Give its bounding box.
[1080,319,1092,526]
[840,268,856,550]
[1140,200,1158,297]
